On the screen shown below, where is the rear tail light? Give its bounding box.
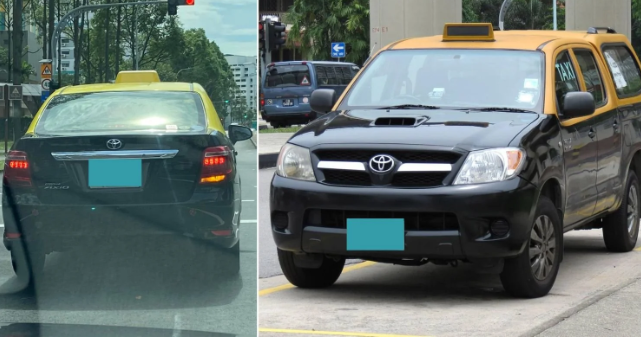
[260,99,265,106]
[200,146,233,184]
[4,150,32,187]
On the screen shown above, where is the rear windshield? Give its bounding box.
[264,64,312,88]
[35,91,207,134]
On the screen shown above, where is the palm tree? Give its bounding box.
[285,0,369,65]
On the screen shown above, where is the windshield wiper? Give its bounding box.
[379,104,441,110]
[466,107,536,113]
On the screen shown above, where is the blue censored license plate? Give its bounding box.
[88,159,142,188]
[346,218,404,251]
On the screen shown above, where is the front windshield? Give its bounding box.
[342,49,545,112]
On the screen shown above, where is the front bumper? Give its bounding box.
[270,174,537,260]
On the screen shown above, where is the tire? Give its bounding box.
[500,196,562,298]
[277,249,345,288]
[11,245,45,286]
[603,170,640,252]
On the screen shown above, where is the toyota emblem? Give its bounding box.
[369,155,395,173]
[106,139,123,150]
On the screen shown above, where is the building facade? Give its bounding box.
[225,54,257,111]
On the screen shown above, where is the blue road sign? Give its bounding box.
[331,42,346,58]
[41,91,50,103]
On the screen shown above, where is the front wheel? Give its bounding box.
[278,249,345,288]
[602,170,640,252]
[500,196,562,298]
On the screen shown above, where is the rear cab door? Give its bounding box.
[591,36,641,211]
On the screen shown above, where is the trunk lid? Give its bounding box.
[20,133,210,205]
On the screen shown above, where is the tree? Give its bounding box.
[286,0,369,65]
[462,0,565,30]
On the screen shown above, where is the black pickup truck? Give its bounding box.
[269,24,641,298]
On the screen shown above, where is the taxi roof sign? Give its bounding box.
[115,70,161,84]
[442,23,495,42]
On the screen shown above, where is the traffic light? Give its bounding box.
[259,22,265,51]
[168,0,194,16]
[268,22,287,52]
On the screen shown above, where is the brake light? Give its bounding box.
[4,150,32,187]
[200,146,233,184]
[260,99,265,106]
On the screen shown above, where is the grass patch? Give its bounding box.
[260,126,303,134]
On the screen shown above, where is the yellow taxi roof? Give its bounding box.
[389,30,617,51]
[59,82,195,95]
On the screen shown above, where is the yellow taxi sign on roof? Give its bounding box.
[442,23,495,42]
[115,70,161,84]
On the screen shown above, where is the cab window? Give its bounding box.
[573,49,606,107]
[602,45,641,98]
[554,51,581,114]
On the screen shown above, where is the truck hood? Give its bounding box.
[288,109,540,151]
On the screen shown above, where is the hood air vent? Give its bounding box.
[374,116,429,126]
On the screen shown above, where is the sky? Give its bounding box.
[179,0,257,57]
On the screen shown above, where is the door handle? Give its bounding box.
[588,128,596,139]
[613,120,620,132]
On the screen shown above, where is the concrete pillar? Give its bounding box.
[565,0,631,41]
[369,0,462,55]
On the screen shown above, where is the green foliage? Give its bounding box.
[462,0,565,30]
[286,0,369,66]
[22,0,239,119]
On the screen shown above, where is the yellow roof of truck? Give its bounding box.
[388,24,629,51]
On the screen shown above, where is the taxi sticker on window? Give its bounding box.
[524,78,539,89]
[517,91,535,103]
[300,76,310,85]
[429,88,445,99]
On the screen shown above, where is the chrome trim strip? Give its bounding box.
[317,161,366,171]
[51,150,179,161]
[398,163,452,172]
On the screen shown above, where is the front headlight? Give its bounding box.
[453,147,525,185]
[276,143,316,181]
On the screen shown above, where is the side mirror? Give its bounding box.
[562,91,595,119]
[310,89,338,114]
[228,125,253,145]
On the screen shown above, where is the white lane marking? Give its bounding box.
[242,200,255,202]
[240,220,257,224]
[172,314,182,337]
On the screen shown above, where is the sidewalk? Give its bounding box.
[259,132,293,169]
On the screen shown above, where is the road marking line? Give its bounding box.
[258,328,424,337]
[240,220,257,224]
[259,261,376,296]
[634,246,641,251]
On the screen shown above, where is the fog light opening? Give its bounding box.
[272,211,289,231]
[490,219,510,237]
